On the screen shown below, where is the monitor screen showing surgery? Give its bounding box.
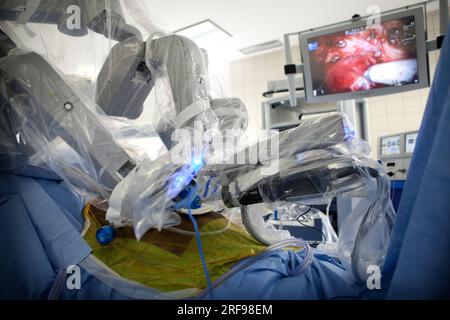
[405,132,418,153]
[306,15,419,98]
[381,136,401,155]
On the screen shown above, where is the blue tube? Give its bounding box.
[187,207,215,300]
[203,177,212,198]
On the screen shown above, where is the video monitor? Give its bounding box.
[405,132,418,153]
[381,135,401,156]
[300,7,429,103]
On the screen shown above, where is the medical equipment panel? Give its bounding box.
[381,135,401,156]
[378,130,418,180]
[405,132,418,154]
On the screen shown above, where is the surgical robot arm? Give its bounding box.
[0,1,216,213]
[197,114,371,240]
[1,41,219,224]
[195,111,395,283]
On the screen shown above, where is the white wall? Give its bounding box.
[228,10,446,156]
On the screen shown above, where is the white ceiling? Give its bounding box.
[147,0,430,53]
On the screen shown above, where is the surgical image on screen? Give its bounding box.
[381,136,401,155]
[307,16,419,96]
[405,133,418,153]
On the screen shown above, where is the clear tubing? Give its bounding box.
[326,198,332,217]
[350,174,395,282]
[196,238,313,299]
[324,198,337,243]
[166,208,239,236]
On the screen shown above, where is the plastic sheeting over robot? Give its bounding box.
[0,0,219,205]
[197,112,396,282]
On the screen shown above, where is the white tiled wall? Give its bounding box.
[229,10,446,157]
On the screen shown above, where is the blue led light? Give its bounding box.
[167,167,191,199]
[167,153,206,210]
[191,154,204,172]
[167,153,205,201]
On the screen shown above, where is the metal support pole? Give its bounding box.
[439,0,449,35]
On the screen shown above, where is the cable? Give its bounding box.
[295,206,327,242]
[296,205,312,218]
[277,205,310,231]
[296,217,327,242]
[187,207,214,300]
